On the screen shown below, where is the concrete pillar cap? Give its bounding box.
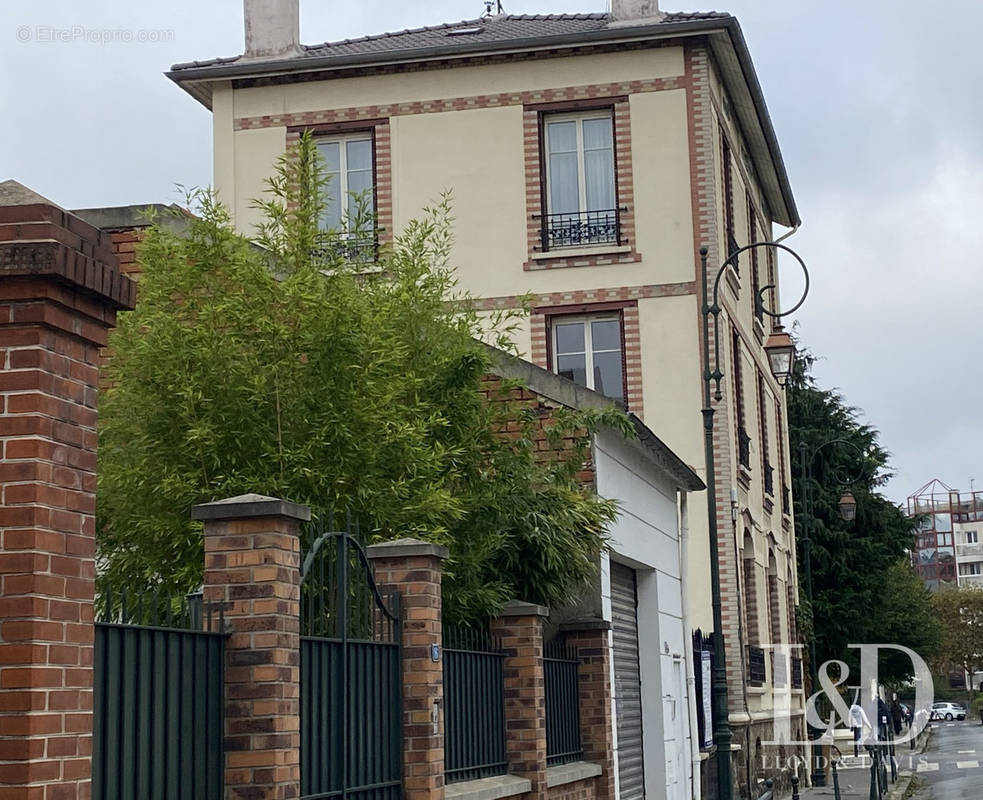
[499,600,550,618]
[559,617,612,632]
[365,538,449,561]
[191,493,311,522]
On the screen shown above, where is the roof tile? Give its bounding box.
[170,11,729,72]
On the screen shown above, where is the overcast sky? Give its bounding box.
[2,0,980,504]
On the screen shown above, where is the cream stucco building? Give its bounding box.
[169,2,806,796]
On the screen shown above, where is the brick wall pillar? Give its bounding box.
[192,494,310,800]
[491,601,549,799]
[365,539,448,800]
[562,619,615,800]
[0,183,135,799]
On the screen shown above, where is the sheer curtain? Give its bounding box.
[582,118,614,213]
[547,120,579,216]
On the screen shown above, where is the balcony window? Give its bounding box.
[791,656,803,689]
[551,315,625,403]
[967,530,979,544]
[722,135,737,267]
[316,134,376,260]
[738,428,751,470]
[758,372,771,494]
[771,649,787,688]
[732,330,751,473]
[542,113,619,250]
[747,645,766,686]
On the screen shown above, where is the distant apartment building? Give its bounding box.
[907,479,983,589]
[169,1,806,796]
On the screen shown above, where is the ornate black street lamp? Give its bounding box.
[700,243,809,800]
[796,437,869,786]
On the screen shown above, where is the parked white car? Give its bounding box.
[930,702,967,721]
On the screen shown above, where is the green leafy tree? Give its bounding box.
[877,561,942,688]
[97,132,627,622]
[787,349,940,683]
[933,587,983,700]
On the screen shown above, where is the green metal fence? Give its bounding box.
[544,637,583,766]
[300,521,403,800]
[443,625,507,783]
[92,590,225,800]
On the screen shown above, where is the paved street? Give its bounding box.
[912,719,983,800]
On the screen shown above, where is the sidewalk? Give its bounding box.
[794,757,891,799]
[794,732,930,800]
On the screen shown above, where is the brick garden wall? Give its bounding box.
[478,376,596,488]
[546,777,596,800]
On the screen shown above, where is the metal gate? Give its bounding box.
[92,591,225,800]
[300,522,403,800]
[611,561,645,800]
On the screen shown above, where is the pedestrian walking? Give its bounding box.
[890,695,903,736]
[849,699,871,757]
[877,696,891,742]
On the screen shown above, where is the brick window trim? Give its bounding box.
[473,279,695,313]
[286,119,388,135]
[523,98,641,271]
[530,299,642,416]
[235,72,689,133]
[285,120,393,246]
[721,131,735,261]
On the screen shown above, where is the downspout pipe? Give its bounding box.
[774,223,800,244]
[679,491,703,800]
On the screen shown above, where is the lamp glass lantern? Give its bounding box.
[838,490,857,522]
[765,324,796,385]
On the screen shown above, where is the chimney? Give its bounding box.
[244,0,301,60]
[610,0,663,23]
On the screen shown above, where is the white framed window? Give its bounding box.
[967,530,979,544]
[316,134,375,234]
[960,562,982,576]
[551,315,624,402]
[542,112,618,249]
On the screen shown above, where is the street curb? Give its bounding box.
[886,772,913,800]
[886,726,932,799]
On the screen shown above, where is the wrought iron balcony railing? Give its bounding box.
[747,645,766,686]
[538,208,622,251]
[738,427,751,470]
[764,462,775,497]
[312,233,378,265]
[791,656,803,689]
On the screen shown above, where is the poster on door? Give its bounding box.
[701,650,713,748]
